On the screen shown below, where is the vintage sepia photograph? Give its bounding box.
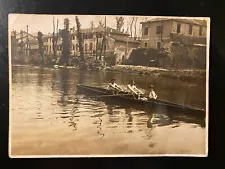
[8,14,210,157]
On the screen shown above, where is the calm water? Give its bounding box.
[10,65,206,156]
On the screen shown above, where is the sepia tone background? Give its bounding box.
[0,0,224,167]
[9,14,209,157]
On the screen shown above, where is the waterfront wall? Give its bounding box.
[106,65,206,82]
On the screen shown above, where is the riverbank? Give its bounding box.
[11,64,206,82]
[106,65,206,82]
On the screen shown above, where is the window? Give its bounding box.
[156,26,163,34]
[156,42,161,49]
[144,27,148,35]
[85,44,88,52]
[90,43,93,50]
[144,43,148,48]
[72,44,75,50]
[72,35,75,40]
[199,26,203,36]
[189,25,193,35]
[76,44,79,51]
[177,23,181,33]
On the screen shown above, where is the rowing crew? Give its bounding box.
[107,79,157,100]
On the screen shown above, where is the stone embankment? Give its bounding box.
[105,65,206,82]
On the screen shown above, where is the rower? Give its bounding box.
[107,78,123,94]
[148,85,157,99]
[127,80,144,99]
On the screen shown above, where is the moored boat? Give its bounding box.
[75,84,206,117]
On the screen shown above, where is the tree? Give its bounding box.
[126,26,129,34]
[130,17,135,37]
[75,16,85,62]
[99,17,107,61]
[90,21,95,29]
[116,17,125,31]
[37,31,44,64]
[170,43,197,69]
[125,20,129,33]
[52,17,56,62]
[59,18,72,65]
[95,32,99,60]
[64,18,70,30]
[133,17,138,38]
[98,20,105,27]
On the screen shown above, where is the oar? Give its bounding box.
[88,94,134,98]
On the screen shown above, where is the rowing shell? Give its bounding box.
[74,84,206,117]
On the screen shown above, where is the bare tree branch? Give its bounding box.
[116,17,125,31]
[130,17,135,38]
[134,17,138,38]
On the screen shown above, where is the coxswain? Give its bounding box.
[148,85,157,99]
[107,78,123,94]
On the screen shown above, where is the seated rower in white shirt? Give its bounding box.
[148,85,157,99]
[107,78,123,94]
[127,80,144,98]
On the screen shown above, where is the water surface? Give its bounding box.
[10,65,206,156]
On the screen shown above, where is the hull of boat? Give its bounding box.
[76,84,206,117]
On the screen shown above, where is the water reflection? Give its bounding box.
[107,105,120,123]
[147,113,154,128]
[37,68,44,88]
[59,69,69,102]
[125,108,133,129]
[107,105,113,115]
[97,113,105,139]
[68,97,81,131]
[51,71,57,91]
[35,68,45,120]
[69,107,78,131]
[78,70,85,84]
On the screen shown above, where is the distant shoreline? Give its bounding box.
[11,64,206,82]
[106,65,206,82]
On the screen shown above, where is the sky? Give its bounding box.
[9,14,209,37]
[9,14,153,37]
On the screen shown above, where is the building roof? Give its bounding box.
[108,35,141,44]
[73,26,129,36]
[141,18,207,26]
[15,26,129,41]
[15,32,38,40]
[170,33,207,45]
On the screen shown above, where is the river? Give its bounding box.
[10,65,207,156]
